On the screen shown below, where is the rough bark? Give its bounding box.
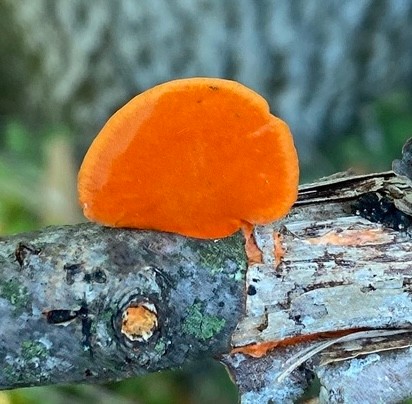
[2,169,412,401]
[233,171,412,349]
[0,226,246,389]
[222,169,412,403]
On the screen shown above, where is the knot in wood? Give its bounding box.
[121,300,158,342]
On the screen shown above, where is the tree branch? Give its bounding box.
[2,165,412,402]
[223,170,412,403]
[0,225,246,388]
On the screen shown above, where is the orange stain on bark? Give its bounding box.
[273,231,285,268]
[306,228,392,246]
[231,329,368,358]
[243,223,263,264]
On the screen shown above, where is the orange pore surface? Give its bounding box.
[78,78,299,239]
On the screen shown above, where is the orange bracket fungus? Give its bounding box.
[78,78,299,239]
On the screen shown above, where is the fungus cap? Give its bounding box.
[78,78,299,239]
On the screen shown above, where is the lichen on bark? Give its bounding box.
[0,224,247,389]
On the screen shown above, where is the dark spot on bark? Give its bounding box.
[93,268,106,283]
[14,242,41,267]
[64,263,82,285]
[277,300,290,310]
[45,304,93,331]
[79,304,93,357]
[45,309,78,324]
[82,317,93,357]
[403,277,412,287]
[333,255,353,267]
[84,268,107,284]
[303,280,346,292]
[77,305,88,319]
[361,284,376,293]
[247,285,257,295]
[290,312,304,326]
[218,301,225,307]
[257,313,268,332]
[351,192,412,231]
[297,364,306,372]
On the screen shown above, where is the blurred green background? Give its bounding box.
[1,1,412,403]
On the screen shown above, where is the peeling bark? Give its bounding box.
[2,170,412,402]
[223,170,412,403]
[233,171,412,350]
[318,344,412,403]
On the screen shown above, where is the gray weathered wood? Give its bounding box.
[233,171,412,349]
[1,169,412,402]
[223,170,412,403]
[0,225,246,389]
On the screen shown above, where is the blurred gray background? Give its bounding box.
[2,1,412,168]
[1,1,412,403]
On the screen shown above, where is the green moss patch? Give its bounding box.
[0,278,30,314]
[21,340,48,361]
[182,302,226,341]
[188,232,247,277]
